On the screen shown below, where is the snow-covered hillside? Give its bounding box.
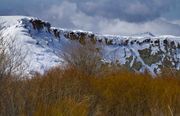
[1,16,180,76]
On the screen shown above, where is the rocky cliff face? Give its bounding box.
[1,16,180,75]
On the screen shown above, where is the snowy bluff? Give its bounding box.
[1,16,180,76]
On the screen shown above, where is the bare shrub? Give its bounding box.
[61,40,104,76]
[0,31,27,115]
[0,33,27,78]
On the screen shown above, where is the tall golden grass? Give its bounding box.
[0,67,180,116]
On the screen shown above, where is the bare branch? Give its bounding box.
[60,40,103,76]
[0,31,27,78]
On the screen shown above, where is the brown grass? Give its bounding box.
[0,67,180,116]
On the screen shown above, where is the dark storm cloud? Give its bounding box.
[69,0,177,22]
[0,0,178,22]
[0,0,63,15]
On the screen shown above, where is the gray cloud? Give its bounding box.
[0,0,178,22]
[33,1,180,36]
[97,18,180,36]
[69,0,177,22]
[0,0,180,35]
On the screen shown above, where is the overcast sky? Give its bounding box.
[1,0,180,35]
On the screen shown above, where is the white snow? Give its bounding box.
[0,16,64,76]
[1,16,180,76]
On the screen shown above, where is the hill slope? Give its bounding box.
[1,16,180,76]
